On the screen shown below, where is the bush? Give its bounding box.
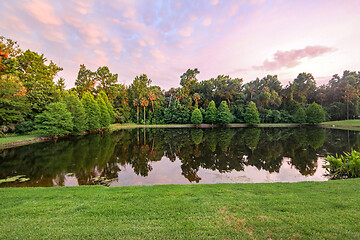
[306,102,325,124]
[35,102,73,137]
[99,91,115,123]
[191,108,203,125]
[244,101,260,124]
[15,121,35,134]
[324,150,360,179]
[294,107,306,123]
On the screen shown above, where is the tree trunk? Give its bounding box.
[151,100,154,112]
[347,99,349,120]
[137,106,139,124]
[144,106,146,125]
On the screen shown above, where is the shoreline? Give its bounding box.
[2,121,359,149]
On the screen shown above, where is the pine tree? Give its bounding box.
[96,96,111,128]
[217,101,233,124]
[191,108,203,124]
[244,101,260,124]
[35,102,73,137]
[306,102,325,124]
[81,92,101,131]
[63,93,86,134]
[205,100,218,124]
[99,91,115,123]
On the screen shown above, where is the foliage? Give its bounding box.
[244,101,260,124]
[0,74,28,124]
[191,108,203,125]
[81,92,101,131]
[324,150,360,179]
[35,102,73,136]
[294,107,306,123]
[204,100,218,124]
[63,93,86,134]
[96,96,111,128]
[217,101,233,124]
[306,102,325,124]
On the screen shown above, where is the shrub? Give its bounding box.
[35,102,73,137]
[99,91,115,123]
[294,107,306,123]
[191,108,203,125]
[306,102,325,124]
[15,121,35,134]
[324,150,360,179]
[244,101,260,124]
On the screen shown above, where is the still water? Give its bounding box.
[1,127,359,187]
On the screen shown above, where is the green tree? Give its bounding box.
[244,101,260,124]
[75,64,95,98]
[63,93,86,134]
[191,108,203,125]
[294,107,306,123]
[217,101,233,124]
[306,102,325,124]
[35,102,73,137]
[0,74,28,124]
[94,66,118,100]
[99,91,115,123]
[81,92,101,131]
[96,96,111,128]
[16,50,62,117]
[204,100,218,124]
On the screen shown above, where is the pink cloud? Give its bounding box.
[202,17,212,26]
[178,26,193,37]
[254,46,335,71]
[25,0,62,25]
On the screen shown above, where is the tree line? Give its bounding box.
[1,36,359,136]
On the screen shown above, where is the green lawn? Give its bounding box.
[322,120,360,126]
[0,180,359,239]
[0,134,42,145]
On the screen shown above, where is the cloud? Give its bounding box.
[254,46,335,71]
[202,17,212,26]
[25,0,62,25]
[178,26,193,37]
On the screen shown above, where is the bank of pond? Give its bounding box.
[0,127,359,187]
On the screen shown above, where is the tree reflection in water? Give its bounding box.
[0,127,359,187]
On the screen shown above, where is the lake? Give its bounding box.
[0,127,359,187]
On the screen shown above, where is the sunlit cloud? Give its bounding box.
[254,46,335,71]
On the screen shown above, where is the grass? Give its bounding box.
[0,134,42,145]
[322,120,360,131]
[0,180,359,239]
[322,120,360,126]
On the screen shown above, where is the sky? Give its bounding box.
[1,0,359,89]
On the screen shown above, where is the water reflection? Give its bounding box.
[0,127,359,187]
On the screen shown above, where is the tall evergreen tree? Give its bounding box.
[99,91,115,123]
[191,108,203,125]
[97,96,111,128]
[217,101,233,124]
[35,102,73,137]
[244,101,260,124]
[63,93,86,134]
[81,92,101,131]
[205,100,218,124]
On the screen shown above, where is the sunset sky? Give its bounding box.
[1,0,359,89]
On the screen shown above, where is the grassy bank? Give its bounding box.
[0,134,47,148]
[322,120,360,131]
[0,180,359,239]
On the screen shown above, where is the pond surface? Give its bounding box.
[1,127,359,187]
